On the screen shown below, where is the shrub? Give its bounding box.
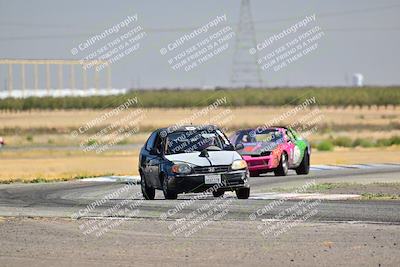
[317,140,334,151]
[31,177,47,183]
[352,138,374,148]
[389,136,400,145]
[86,139,97,146]
[332,136,353,147]
[376,138,391,147]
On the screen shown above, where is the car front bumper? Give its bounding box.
[242,155,279,172]
[167,170,249,194]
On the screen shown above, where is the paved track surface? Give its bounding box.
[0,166,399,223]
[0,218,399,267]
[1,166,399,266]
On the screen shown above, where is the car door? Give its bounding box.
[284,129,296,167]
[146,133,164,188]
[286,129,302,167]
[142,132,158,186]
[289,128,307,167]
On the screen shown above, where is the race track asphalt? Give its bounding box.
[1,166,400,266]
[0,166,399,223]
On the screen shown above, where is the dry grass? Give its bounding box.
[0,106,398,129]
[4,131,400,148]
[1,107,399,147]
[312,146,400,165]
[0,107,399,182]
[0,150,139,182]
[2,133,150,147]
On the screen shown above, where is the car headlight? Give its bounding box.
[171,163,192,174]
[231,159,247,170]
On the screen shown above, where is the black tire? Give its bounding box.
[235,187,250,199]
[140,172,155,200]
[295,151,310,175]
[162,175,178,200]
[249,170,260,177]
[212,190,225,198]
[274,153,288,176]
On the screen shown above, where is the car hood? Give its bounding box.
[164,150,242,166]
[238,142,279,155]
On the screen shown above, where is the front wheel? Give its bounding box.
[295,152,310,175]
[274,153,288,176]
[236,187,250,199]
[162,176,178,200]
[141,173,155,200]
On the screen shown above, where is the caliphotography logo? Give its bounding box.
[0,1,399,267]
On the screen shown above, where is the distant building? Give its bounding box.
[352,73,364,87]
[201,85,216,90]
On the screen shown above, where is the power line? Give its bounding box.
[1,26,400,42]
[253,3,400,24]
[0,3,399,42]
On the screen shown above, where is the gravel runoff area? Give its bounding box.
[0,217,399,267]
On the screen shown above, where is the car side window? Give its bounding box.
[145,132,158,151]
[216,129,231,148]
[289,129,299,140]
[236,132,248,144]
[154,135,163,154]
[229,134,237,145]
[233,133,242,145]
[286,130,295,142]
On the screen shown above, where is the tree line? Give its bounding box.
[0,87,399,110]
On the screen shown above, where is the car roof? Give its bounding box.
[236,126,289,134]
[270,126,289,130]
[157,125,219,134]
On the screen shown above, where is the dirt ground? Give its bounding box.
[0,217,398,267]
[306,182,400,196]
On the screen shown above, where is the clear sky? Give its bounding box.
[0,0,399,89]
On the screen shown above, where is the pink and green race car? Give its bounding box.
[230,126,310,177]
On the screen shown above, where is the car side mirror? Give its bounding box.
[235,143,244,150]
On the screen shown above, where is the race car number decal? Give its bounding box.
[293,145,301,165]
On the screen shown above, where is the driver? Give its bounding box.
[241,134,250,143]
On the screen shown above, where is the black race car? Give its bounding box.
[139,125,250,200]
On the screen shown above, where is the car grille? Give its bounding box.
[250,151,272,157]
[193,165,230,174]
[248,159,268,166]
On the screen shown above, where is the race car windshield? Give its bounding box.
[164,130,228,154]
[240,129,282,143]
[255,130,282,142]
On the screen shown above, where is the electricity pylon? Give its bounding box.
[231,0,262,88]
